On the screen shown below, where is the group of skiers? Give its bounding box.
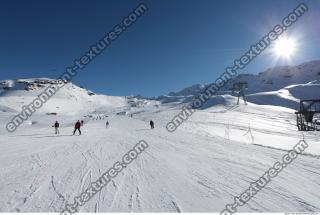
[52,119,155,135]
[53,120,84,135]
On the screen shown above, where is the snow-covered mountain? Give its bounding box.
[1,60,319,115]
[158,60,320,109]
[0,62,320,213]
[225,60,320,93]
[0,78,158,116]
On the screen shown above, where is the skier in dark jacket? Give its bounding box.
[150,120,154,129]
[81,120,84,126]
[73,120,82,135]
[53,121,60,135]
[106,121,109,128]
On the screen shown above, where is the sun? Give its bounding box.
[273,37,296,58]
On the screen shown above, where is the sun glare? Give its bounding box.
[273,37,296,59]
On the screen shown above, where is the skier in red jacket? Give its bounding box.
[73,120,82,135]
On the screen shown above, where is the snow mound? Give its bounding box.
[246,82,320,109]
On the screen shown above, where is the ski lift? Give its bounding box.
[232,82,248,91]
[232,82,248,105]
[295,99,320,131]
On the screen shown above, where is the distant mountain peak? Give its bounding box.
[162,59,320,98]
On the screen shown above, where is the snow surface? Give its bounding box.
[0,60,320,212]
[0,97,320,212]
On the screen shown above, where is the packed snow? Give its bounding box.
[0,60,319,213]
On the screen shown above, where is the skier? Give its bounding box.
[73,120,82,135]
[53,121,59,135]
[106,121,109,128]
[81,120,84,126]
[150,120,154,129]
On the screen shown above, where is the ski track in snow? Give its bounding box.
[0,102,320,212]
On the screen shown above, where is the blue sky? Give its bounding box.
[0,0,319,96]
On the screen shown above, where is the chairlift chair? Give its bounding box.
[295,99,320,131]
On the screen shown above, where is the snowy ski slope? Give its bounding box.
[0,98,319,212]
[0,59,319,212]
